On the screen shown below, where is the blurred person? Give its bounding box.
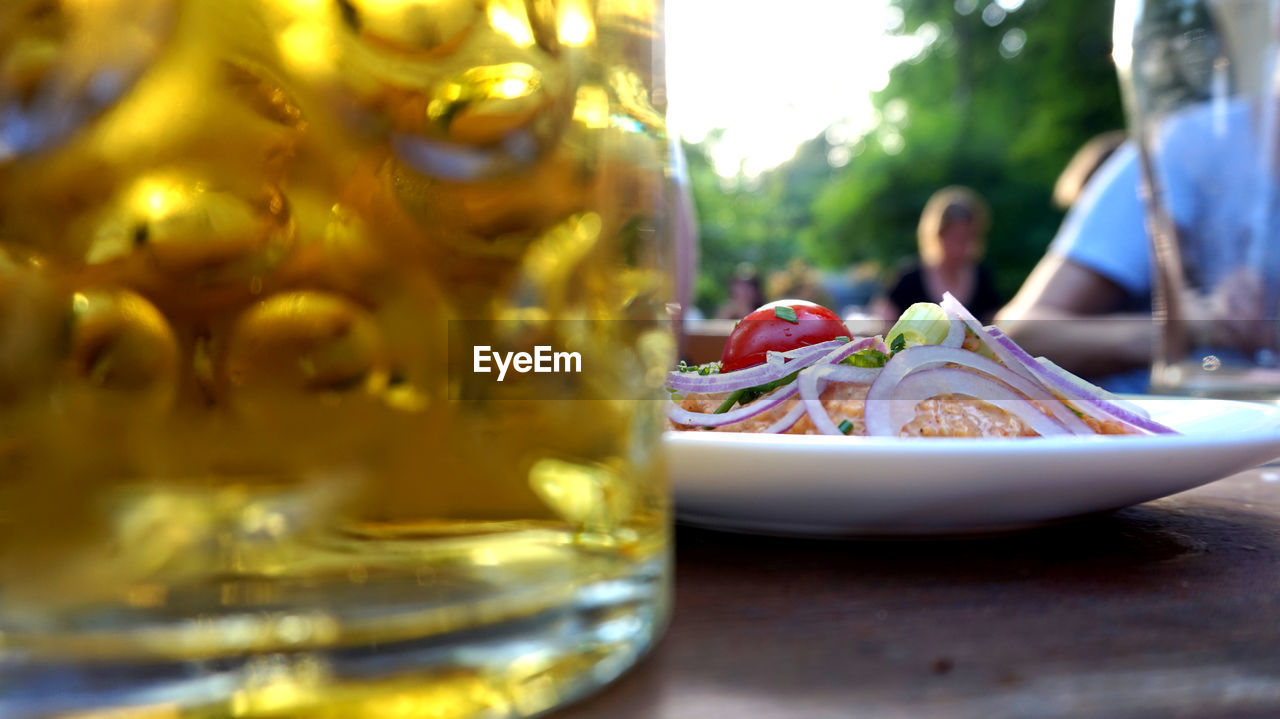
[994,139,1153,389]
[715,263,765,320]
[996,115,1262,392]
[871,186,1004,324]
[1052,130,1127,210]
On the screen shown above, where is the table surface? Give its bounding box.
[557,465,1280,719]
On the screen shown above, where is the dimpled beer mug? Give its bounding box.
[0,1,674,716]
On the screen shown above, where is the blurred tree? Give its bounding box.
[684,134,837,313]
[807,0,1125,298]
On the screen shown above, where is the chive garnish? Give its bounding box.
[838,419,854,434]
[713,388,745,414]
[843,349,890,368]
[712,371,801,413]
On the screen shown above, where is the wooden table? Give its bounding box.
[558,465,1280,718]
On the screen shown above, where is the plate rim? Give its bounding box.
[664,395,1280,536]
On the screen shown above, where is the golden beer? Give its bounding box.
[0,1,673,716]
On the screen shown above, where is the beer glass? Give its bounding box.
[0,1,674,716]
[1114,0,1280,399]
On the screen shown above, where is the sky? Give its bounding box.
[664,0,921,178]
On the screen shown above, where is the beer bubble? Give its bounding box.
[523,0,562,56]
[225,290,388,402]
[219,60,307,133]
[63,288,179,410]
[86,173,294,299]
[324,0,573,181]
[336,0,480,57]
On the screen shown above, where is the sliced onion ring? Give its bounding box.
[760,398,808,434]
[797,365,846,435]
[982,326,1177,435]
[864,367,1071,437]
[668,337,884,433]
[1034,356,1151,418]
[942,315,965,348]
[814,335,885,365]
[666,339,848,394]
[864,345,1094,435]
[795,339,885,435]
[665,381,799,428]
[939,292,1039,385]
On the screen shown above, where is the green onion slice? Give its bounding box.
[885,302,951,354]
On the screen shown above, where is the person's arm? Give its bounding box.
[994,253,1154,378]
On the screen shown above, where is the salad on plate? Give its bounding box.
[667,293,1176,438]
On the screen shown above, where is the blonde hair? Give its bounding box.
[1053,131,1126,209]
[916,186,990,266]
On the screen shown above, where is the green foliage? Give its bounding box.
[685,135,838,313]
[810,0,1124,298]
[687,0,1126,310]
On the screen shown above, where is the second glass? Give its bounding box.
[1115,0,1280,399]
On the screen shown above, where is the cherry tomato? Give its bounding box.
[718,300,850,372]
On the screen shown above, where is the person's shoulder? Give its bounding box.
[883,260,926,307]
[971,262,1005,313]
[1051,142,1143,254]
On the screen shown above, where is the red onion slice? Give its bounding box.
[666,339,846,394]
[668,337,882,432]
[982,326,1177,435]
[795,350,884,436]
[760,398,808,434]
[942,315,965,348]
[797,364,846,435]
[865,345,1094,435]
[814,335,884,365]
[939,292,1039,385]
[666,381,799,428]
[864,367,1071,437]
[1034,356,1151,418]
[819,364,883,384]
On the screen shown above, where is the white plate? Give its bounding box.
[666,396,1280,536]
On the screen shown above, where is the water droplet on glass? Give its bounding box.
[1202,354,1222,371]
